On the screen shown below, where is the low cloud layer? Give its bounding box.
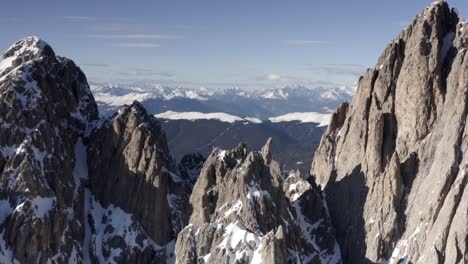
[314,64,366,77]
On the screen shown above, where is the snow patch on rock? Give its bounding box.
[72,138,88,199]
[14,196,56,218]
[218,221,263,264]
[84,191,160,263]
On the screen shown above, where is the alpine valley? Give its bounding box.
[0,1,466,264]
[90,82,352,174]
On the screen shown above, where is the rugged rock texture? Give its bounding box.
[0,36,98,263]
[87,101,186,245]
[175,139,341,263]
[3,2,467,263]
[0,37,186,263]
[311,1,468,263]
[86,101,189,262]
[178,153,206,186]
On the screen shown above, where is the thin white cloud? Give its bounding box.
[256,73,286,82]
[89,34,182,39]
[90,24,137,31]
[266,73,282,81]
[255,72,342,87]
[62,16,97,22]
[284,40,330,45]
[116,67,174,77]
[112,43,161,48]
[317,64,366,76]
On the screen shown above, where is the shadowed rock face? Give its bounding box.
[87,101,180,245]
[178,153,206,186]
[311,1,468,263]
[0,37,186,263]
[175,139,341,264]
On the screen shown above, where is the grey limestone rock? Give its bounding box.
[311,1,468,263]
[175,139,341,263]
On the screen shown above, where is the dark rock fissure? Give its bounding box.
[363,70,380,153]
[397,152,419,235]
[324,165,368,262]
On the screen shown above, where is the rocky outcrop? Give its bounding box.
[86,100,189,262]
[311,1,468,263]
[0,37,186,263]
[87,101,185,245]
[175,139,341,263]
[0,36,98,263]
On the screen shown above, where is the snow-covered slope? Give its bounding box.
[269,112,331,127]
[155,111,257,123]
[0,36,49,78]
[156,111,331,126]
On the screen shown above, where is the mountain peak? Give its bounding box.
[4,36,53,58]
[417,0,447,16]
[0,36,55,78]
[415,0,457,26]
[129,100,148,114]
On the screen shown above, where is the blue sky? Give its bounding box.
[1,0,467,89]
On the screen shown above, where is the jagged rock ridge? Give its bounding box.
[175,139,341,264]
[311,1,468,263]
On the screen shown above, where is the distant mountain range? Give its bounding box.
[90,83,354,119]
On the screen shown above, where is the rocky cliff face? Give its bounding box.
[0,37,186,263]
[311,1,467,263]
[85,101,189,263]
[175,139,341,263]
[87,101,187,246]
